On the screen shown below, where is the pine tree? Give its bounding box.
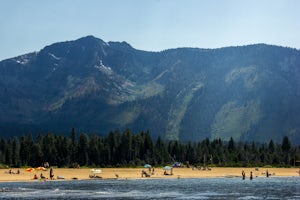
[142,130,154,164]
[281,136,291,153]
[78,133,89,166]
[89,134,100,166]
[19,134,34,166]
[70,128,78,164]
[281,136,292,165]
[0,139,6,164]
[12,137,21,167]
[5,139,12,166]
[228,137,235,152]
[268,139,275,153]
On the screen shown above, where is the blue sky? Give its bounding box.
[0,0,299,60]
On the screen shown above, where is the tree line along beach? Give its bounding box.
[0,130,299,169]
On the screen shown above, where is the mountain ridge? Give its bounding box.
[1,36,300,144]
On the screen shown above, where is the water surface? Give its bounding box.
[0,177,299,199]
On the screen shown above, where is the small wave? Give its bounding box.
[95,191,111,195]
[157,191,183,197]
[120,190,144,196]
[238,196,264,200]
[18,187,30,191]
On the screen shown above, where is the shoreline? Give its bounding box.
[1,167,299,182]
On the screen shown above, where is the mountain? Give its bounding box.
[1,35,300,143]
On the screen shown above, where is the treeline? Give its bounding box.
[0,128,299,168]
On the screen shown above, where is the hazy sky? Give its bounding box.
[1,0,299,60]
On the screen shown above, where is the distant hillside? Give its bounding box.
[1,36,300,143]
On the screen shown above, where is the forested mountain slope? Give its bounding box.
[1,36,300,143]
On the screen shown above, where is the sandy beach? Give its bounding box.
[0,167,299,182]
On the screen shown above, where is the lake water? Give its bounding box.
[0,177,299,199]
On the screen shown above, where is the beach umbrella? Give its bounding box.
[163,166,172,171]
[26,168,35,172]
[36,167,47,171]
[144,164,152,168]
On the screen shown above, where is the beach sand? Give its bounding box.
[0,167,299,182]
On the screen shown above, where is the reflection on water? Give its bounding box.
[0,177,299,199]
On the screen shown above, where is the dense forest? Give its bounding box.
[0,128,299,168]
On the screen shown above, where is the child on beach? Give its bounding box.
[33,174,38,179]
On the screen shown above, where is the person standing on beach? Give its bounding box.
[250,171,253,180]
[50,167,54,180]
[242,170,245,180]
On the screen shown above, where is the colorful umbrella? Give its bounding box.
[163,166,172,171]
[36,167,47,171]
[26,168,35,172]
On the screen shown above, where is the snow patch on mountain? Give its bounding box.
[48,53,61,60]
[14,56,30,65]
[15,59,28,65]
[94,60,113,75]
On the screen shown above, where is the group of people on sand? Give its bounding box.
[33,167,55,180]
[141,169,151,177]
[33,173,46,180]
[141,167,155,177]
[192,166,212,171]
[7,169,20,174]
[141,166,176,177]
[163,170,173,176]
